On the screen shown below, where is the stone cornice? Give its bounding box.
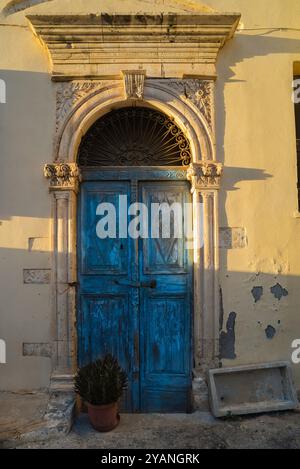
[44,163,81,192]
[27,13,241,80]
[187,162,223,191]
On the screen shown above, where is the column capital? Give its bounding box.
[44,162,81,193]
[187,161,223,192]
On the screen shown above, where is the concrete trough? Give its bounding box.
[208,362,299,418]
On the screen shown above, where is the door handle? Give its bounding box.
[140,280,157,289]
[114,280,157,289]
[68,281,79,287]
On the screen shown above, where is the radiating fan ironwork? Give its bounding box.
[78,107,191,167]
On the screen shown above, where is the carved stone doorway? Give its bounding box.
[44,80,222,413]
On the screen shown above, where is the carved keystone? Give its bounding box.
[122,70,146,100]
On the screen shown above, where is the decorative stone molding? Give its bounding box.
[41,72,224,410]
[56,80,214,162]
[47,189,77,376]
[28,6,239,414]
[44,163,81,192]
[27,14,241,79]
[55,80,115,133]
[187,162,223,191]
[166,80,213,129]
[23,269,51,284]
[23,342,53,358]
[122,70,146,100]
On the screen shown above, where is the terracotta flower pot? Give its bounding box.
[87,401,120,432]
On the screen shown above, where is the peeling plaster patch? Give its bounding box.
[220,312,236,360]
[265,325,276,340]
[23,342,52,358]
[248,272,260,282]
[251,286,263,303]
[271,283,288,300]
[248,257,289,277]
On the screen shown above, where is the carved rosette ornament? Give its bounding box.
[160,79,213,130]
[187,162,223,191]
[44,163,81,192]
[122,70,146,100]
[55,80,115,133]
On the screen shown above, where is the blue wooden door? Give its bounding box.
[78,175,192,412]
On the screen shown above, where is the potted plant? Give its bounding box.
[74,354,128,432]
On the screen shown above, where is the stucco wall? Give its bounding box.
[214,0,300,388]
[0,0,300,392]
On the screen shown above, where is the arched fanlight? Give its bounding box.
[78,107,191,167]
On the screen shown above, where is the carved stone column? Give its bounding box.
[187,162,222,374]
[44,163,81,391]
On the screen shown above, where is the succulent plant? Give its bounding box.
[74,354,128,406]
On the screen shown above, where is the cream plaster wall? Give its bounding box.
[0,0,300,392]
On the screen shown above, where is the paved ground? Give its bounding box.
[1,392,300,449]
[13,410,300,449]
[0,391,50,442]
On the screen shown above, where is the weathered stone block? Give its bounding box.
[23,269,51,284]
[219,227,247,249]
[208,362,299,417]
[23,343,53,358]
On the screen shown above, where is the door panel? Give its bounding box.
[78,177,192,412]
[142,184,186,274]
[78,181,138,412]
[81,184,129,275]
[79,293,133,411]
[145,296,187,374]
[80,294,130,362]
[139,181,192,412]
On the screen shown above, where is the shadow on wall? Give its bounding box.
[0,69,55,220]
[0,239,299,388]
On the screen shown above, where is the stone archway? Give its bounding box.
[44,76,223,409]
